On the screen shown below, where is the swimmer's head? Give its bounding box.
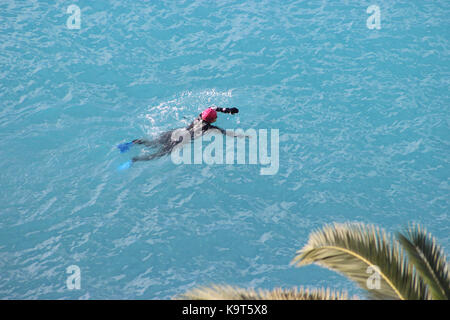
[201,107,217,123]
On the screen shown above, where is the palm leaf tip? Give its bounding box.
[291,222,429,300]
[176,285,350,300]
[397,224,450,300]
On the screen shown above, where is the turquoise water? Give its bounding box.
[0,0,449,299]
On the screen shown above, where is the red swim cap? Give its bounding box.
[201,108,217,123]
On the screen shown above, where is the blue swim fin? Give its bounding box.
[117,141,133,153]
[117,160,132,171]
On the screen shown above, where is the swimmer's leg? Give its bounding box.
[118,138,159,153]
[132,138,159,148]
[118,150,167,171]
[131,149,171,162]
[133,130,176,147]
[130,130,182,162]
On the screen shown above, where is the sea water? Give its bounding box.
[0,0,448,299]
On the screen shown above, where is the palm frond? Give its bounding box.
[176,285,351,300]
[291,223,429,300]
[397,224,450,300]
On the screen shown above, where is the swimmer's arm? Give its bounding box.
[209,125,248,138]
[209,125,227,135]
[209,125,233,137]
[212,106,239,114]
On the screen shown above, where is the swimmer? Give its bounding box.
[117,106,240,170]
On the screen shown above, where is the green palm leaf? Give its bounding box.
[397,225,450,300]
[291,223,429,300]
[177,285,350,300]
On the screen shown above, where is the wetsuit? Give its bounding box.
[132,107,238,162]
